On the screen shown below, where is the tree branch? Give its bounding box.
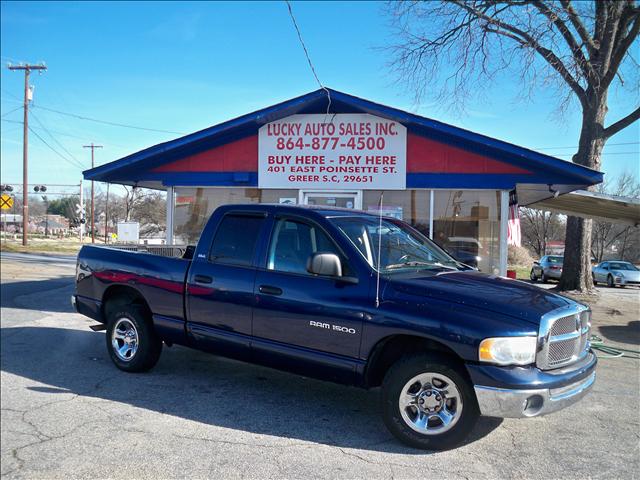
[603,106,640,138]
[451,0,587,106]
[531,0,595,79]
[602,12,640,88]
[597,1,626,77]
[594,0,609,45]
[560,0,597,54]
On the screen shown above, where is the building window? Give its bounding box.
[432,190,501,274]
[172,187,502,275]
[173,188,299,243]
[362,190,431,237]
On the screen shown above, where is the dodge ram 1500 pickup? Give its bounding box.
[73,204,596,449]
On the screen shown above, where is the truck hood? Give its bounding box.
[386,271,573,325]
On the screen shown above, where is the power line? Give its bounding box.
[28,107,84,166]
[28,126,86,170]
[2,118,87,140]
[537,141,640,150]
[285,0,332,116]
[1,106,23,118]
[2,118,152,150]
[1,87,22,101]
[31,104,186,135]
[554,151,639,156]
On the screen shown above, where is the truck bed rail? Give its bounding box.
[102,244,188,258]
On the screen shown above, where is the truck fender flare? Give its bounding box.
[363,334,464,388]
[101,284,152,322]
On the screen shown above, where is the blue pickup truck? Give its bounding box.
[73,204,596,449]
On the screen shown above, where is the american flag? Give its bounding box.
[507,190,521,247]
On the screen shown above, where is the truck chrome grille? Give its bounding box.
[548,338,578,366]
[537,306,591,370]
[550,316,578,336]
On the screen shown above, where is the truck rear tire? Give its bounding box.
[381,353,479,450]
[106,305,162,372]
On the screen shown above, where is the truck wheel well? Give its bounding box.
[364,335,463,388]
[101,285,151,322]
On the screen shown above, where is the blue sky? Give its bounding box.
[1,1,638,196]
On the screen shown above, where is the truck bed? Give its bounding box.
[75,245,191,323]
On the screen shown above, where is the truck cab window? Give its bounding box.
[268,219,344,275]
[209,214,264,266]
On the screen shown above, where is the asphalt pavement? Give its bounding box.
[1,252,639,479]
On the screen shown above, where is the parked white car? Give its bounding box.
[592,261,640,288]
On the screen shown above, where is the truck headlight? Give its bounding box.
[479,337,537,366]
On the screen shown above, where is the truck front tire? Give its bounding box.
[106,305,162,372]
[381,353,479,450]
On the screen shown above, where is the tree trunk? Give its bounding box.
[561,216,595,290]
[620,228,630,261]
[559,97,607,292]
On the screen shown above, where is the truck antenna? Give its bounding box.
[375,192,384,308]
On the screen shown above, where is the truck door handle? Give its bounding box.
[193,274,213,284]
[259,285,282,296]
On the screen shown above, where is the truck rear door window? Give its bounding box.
[209,214,264,266]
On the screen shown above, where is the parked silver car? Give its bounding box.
[530,255,563,283]
[592,261,640,287]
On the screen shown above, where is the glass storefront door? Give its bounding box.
[301,191,362,209]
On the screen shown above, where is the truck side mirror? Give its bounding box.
[307,252,343,277]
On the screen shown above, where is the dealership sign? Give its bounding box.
[258,114,406,190]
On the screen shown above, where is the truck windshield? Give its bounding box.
[330,216,460,273]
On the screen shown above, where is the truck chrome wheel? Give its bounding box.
[111,318,139,362]
[398,372,462,435]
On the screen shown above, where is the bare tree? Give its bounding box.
[591,171,640,262]
[132,191,166,236]
[521,208,564,257]
[122,186,148,222]
[389,1,639,291]
[93,186,166,237]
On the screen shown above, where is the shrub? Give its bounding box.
[508,245,534,267]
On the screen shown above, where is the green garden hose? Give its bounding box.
[590,334,640,359]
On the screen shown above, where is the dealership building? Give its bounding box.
[84,89,603,275]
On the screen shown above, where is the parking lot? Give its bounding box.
[1,252,639,479]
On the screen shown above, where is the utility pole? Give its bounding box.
[83,143,102,243]
[8,62,47,246]
[79,180,84,244]
[104,182,110,244]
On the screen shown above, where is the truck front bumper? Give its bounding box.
[474,371,595,418]
[469,351,597,418]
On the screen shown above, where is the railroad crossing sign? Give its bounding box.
[0,194,13,210]
[75,201,84,215]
